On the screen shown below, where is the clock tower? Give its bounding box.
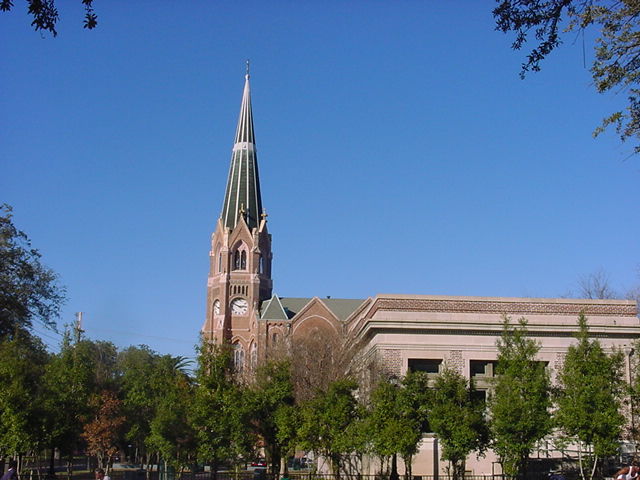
[203,68,273,370]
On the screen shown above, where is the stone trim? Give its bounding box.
[370,298,637,317]
[363,326,640,339]
[380,349,402,378]
[447,350,464,374]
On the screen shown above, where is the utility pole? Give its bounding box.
[74,312,84,343]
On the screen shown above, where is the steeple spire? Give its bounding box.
[221,67,263,230]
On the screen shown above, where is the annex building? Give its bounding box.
[201,72,639,477]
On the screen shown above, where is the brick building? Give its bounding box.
[202,72,639,476]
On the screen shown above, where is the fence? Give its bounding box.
[59,472,582,480]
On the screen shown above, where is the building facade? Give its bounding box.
[202,74,640,476]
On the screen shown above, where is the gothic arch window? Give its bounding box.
[233,342,244,371]
[272,332,278,345]
[250,342,257,368]
[232,243,248,271]
[218,252,223,273]
[258,255,263,274]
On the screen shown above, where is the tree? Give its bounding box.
[297,379,363,479]
[0,0,97,36]
[41,331,99,475]
[494,1,640,153]
[0,332,49,460]
[274,404,301,475]
[82,390,126,470]
[555,313,625,480]
[578,269,618,299]
[290,327,359,404]
[247,359,295,474]
[0,204,65,339]
[366,373,429,480]
[430,366,489,480]
[489,316,552,479]
[147,370,195,475]
[118,345,166,466]
[190,340,250,479]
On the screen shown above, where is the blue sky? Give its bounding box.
[2,2,638,361]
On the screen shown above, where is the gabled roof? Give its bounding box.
[220,72,263,231]
[260,296,365,322]
[260,295,289,321]
[320,298,366,321]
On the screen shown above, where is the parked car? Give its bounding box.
[252,467,267,480]
[251,459,267,468]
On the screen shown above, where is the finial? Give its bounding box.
[261,210,268,219]
[246,59,250,79]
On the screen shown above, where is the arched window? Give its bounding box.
[233,342,244,371]
[250,342,257,368]
[272,332,278,345]
[218,252,222,273]
[240,250,247,270]
[233,250,240,270]
[258,255,263,274]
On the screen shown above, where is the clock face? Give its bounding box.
[231,298,249,315]
[213,300,220,315]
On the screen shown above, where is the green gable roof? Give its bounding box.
[261,296,364,322]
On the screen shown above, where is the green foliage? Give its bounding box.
[430,366,489,480]
[248,359,295,472]
[489,316,552,479]
[147,369,195,470]
[118,345,163,462]
[0,332,49,456]
[367,374,426,464]
[190,339,250,470]
[274,403,301,468]
[0,0,97,36]
[0,204,65,339]
[42,331,100,457]
[555,313,624,480]
[298,379,363,476]
[494,1,640,153]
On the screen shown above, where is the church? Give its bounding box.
[201,72,639,477]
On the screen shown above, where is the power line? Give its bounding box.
[85,326,197,344]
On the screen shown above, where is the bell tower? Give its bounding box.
[203,67,273,369]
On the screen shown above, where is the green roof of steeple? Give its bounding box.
[221,70,263,230]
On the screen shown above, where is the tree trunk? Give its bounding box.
[48,447,56,478]
[401,454,412,480]
[211,457,218,480]
[66,454,72,480]
[389,454,399,480]
[331,454,341,480]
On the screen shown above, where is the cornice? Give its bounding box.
[369,296,637,318]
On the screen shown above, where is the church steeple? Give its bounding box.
[221,67,263,231]
[204,66,273,354]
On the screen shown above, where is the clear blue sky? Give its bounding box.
[2,2,638,361]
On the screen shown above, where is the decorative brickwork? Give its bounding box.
[447,350,464,374]
[370,298,637,317]
[551,352,566,383]
[380,349,402,378]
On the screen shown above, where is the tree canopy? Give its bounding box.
[430,365,489,480]
[0,0,97,36]
[489,316,552,479]
[0,204,65,339]
[555,313,625,480]
[494,0,640,153]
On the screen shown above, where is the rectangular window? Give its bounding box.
[470,360,497,377]
[407,358,442,374]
